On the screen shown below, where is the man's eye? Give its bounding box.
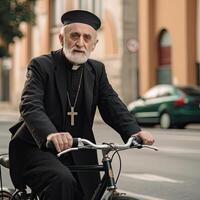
[70,33,80,40]
[84,35,92,42]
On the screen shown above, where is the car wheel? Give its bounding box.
[160,112,171,129]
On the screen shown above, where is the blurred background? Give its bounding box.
[1,1,200,199]
[0,0,199,113]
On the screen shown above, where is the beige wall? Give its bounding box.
[10,23,31,107]
[32,0,51,57]
[197,0,200,63]
[8,0,51,108]
[155,0,196,85]
[139,0,156,95]
[1,0,199,109]
[1,0,124,108]
[139,0,197,95]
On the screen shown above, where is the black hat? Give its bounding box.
[61,10,101,30]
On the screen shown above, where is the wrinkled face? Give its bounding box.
[59,23,98,64]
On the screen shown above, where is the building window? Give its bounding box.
[197,0,200,86]
[0,58,11,101]
[158,30,171,66]
[157,29,172,84]
[79,0,102,19]
[52,0,66,27]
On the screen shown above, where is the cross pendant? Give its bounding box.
[67,106,78,126]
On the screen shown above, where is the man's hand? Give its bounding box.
[47,132,73,153]
[134,131,155,145]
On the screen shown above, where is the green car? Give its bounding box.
[128,84,200,129]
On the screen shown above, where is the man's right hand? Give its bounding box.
[47,132,73,153]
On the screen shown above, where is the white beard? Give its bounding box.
[63,43,91,65]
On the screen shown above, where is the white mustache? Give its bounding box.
[71,48,86,53]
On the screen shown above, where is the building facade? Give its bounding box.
[0,0,200,110]
[1,0,138,110]
[138,0,200,95]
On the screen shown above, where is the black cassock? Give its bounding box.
[9,49,141,200]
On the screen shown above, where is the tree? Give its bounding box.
[0,0,37,57]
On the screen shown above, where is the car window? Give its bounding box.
[178,87,200,96]
[143,87,159,99]
[158,86,173,97]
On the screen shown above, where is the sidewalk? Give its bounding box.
[0,109,103,123]
[1,109,200,129]
[0,110,19,122]
[186,124,200,130]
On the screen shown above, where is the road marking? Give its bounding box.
[118,189,167,200]
[0,116,18,122]
[122,173,183,183]
[173,135,200,142]
[159,147,200,154]
[0,148,8,154]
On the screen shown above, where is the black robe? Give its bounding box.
[9,49,141,199]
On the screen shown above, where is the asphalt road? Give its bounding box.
[94,123,200,200]
[0,121,200,200]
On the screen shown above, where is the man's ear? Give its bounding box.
[92,39,99,51]
[59,34,64,47]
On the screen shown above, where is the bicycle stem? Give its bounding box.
[102,154,117,190]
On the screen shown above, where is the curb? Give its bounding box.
[0,112,19,122]
[0,112,103,124]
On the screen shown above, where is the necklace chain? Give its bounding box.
[66,67,83,109]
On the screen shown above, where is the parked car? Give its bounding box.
[128,84,200,129]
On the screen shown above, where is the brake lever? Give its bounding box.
[57,147,79,157]
[142,145,158,151]
[57,144,94,157]
[131,140,143,149]
[130,136,143,149]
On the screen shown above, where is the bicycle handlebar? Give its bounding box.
[46,136,158,157]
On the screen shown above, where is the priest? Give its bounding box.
[9,10,155,200]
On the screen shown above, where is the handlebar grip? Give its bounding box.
[131,135,143,148]
[46,140,54,149]
[134,135,143,145]
[46,140,57,153]
[72,138,79,147]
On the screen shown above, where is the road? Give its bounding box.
[0,121,200,200]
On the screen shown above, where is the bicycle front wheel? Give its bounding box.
[0,189,22,200]
[0,189,13,200]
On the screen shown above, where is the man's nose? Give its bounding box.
[76,37,84,47]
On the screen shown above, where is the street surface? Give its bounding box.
[0,120,200,200]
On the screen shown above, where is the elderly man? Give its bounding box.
[9,10,154,200]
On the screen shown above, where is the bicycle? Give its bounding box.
[0,136,158,200]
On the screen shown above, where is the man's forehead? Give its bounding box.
[65,23,96,34]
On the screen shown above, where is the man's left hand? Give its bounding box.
[134,131,155,145]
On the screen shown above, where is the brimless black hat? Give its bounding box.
[61,10,101,30]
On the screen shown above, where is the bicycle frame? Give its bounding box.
[0,137,157,200]
[67,151,118,200]
[54,137,158,200]
[0,152,116,200]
